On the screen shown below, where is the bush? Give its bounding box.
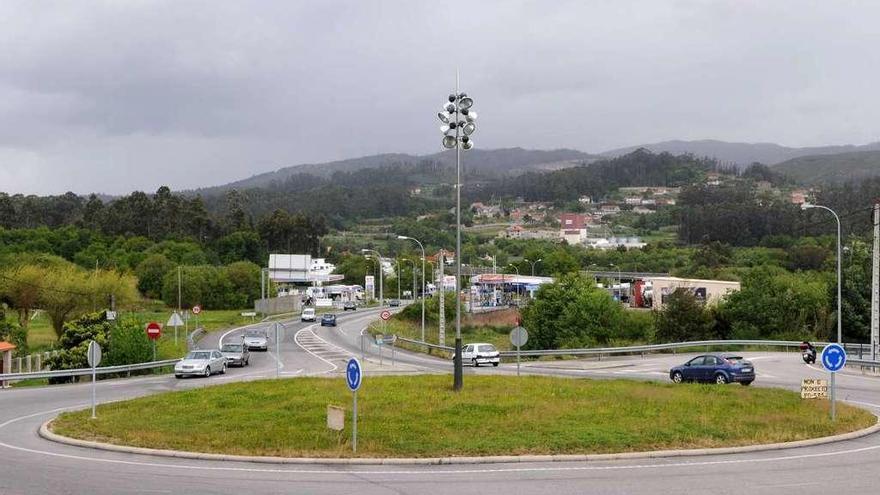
[0,309,28,357]
[520,273,626,349]
[105,317,153,366]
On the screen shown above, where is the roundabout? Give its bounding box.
[2,310,880,494]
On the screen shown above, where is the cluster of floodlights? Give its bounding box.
[438,93,477,150]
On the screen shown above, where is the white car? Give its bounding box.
[175,350,227,378]
[301,307,316,322]
[460,343,500,367]
[243,329,269,351]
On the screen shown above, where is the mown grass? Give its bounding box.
[51,375,875,458]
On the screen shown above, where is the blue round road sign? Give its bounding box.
[821,343,847,373]
[346,358,362,391]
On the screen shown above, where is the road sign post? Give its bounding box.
[274,322,283,378]
[821,343,847,421]
[509,326,528,377]
[192,305,202,334]
[346,358,362,453]
[146,322,161,361]
[167,312,184,345]
[87,341,102,419]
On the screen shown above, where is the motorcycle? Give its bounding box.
[802,348,816,364]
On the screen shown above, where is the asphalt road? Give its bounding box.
[2,310,880,495]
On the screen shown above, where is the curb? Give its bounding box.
[40,415,880,466]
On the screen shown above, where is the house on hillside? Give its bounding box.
[558,213,591,244]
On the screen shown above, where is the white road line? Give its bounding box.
[294,325,339,374]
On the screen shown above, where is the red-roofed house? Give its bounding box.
[558,213,591,244]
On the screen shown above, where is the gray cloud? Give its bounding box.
[1,0,879,194]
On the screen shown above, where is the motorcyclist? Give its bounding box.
[800,341,816,363]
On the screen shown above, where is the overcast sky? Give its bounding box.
[2,1,880,195]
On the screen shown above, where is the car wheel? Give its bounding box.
[245,358,250,366]
[492,362,499,367]
[221,363,227,374]
[715,373,729,385]
[472,358,479,368]
[671,371,683,383]
[741,380,753,386]
[175,374,182,379]
[204,366,211,377]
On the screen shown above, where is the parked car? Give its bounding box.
[175,349,226,378]
[389,299,400,307]
[321,313,337,327]
[220,342,250,367]
[669,354,755,386]
[459,342,500,367]
[343,301,357,311]
[243,329,269,351]
[301,307,316,322]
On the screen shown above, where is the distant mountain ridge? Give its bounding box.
[601,139,880,166]
[772,150,880,184]
[194,147,599,195]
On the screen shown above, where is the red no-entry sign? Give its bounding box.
[146,322,162,340]
[380,310,392,321]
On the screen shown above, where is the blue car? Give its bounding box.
[669,354,755,386]
[320,313,337,327]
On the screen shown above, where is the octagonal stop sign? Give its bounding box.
[146,322,162,341]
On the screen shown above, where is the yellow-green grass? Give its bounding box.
[50,375,875,458]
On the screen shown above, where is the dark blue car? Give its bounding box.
[669,354,755,386]
[320,313,337,327]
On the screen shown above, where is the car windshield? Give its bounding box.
[221,344,242,352]
[186,351,210,360]
[478,345,496,353]
[323,314,334,319]
[245,330,264,337]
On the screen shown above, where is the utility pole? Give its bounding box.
[872,202,879,361]
[438,253,445,346]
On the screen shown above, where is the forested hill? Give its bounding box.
[602,139,880,167]
[476,149,717,202]
[194,147,598,194]
[772,150,880,184]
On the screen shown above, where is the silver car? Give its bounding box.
[243,329,269,351]
[174,350,227,378]
[220,342,250,367]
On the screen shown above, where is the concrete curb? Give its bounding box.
[40,415,880,466]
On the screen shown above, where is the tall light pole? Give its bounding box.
[361,249,384,308]
[398,235,426,341]
[508,263,520,303]
[802,203,842,343]
[525,258,542,276]
[438,74,477,391]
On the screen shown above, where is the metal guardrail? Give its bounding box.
[0,359,180,382]
[394,337,880,366]
[396,336,454,352]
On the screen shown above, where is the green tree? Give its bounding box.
[720,266,830,340]
[520,273,625,349]
[654,288,715,342]
[135,254,174,299]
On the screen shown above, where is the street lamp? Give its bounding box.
[508,263,521,303]
[438,75,477,391]
[524,258,542,276]
[361,249,384,308]
[802,203,842,343]
[398,235,426,342]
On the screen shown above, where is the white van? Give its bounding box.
[301,308,316,322]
